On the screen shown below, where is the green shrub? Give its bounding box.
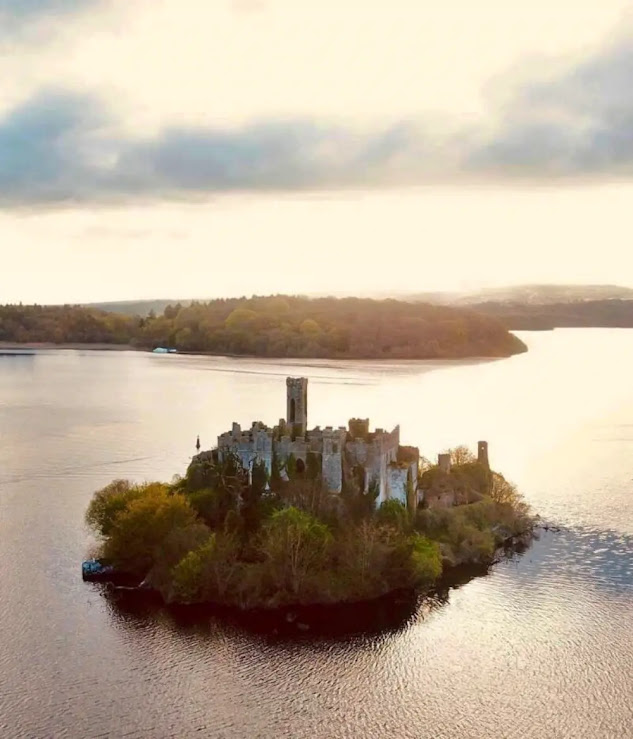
[377,499,410,531]
[409,534,443,583]
[85,479,141,537]
[102,484,199,575]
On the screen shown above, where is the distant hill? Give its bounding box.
[401,284,633,330]
[85,285,633,316]
[404,284,633,306]
[83,299,193,316]
[468,299,633,330]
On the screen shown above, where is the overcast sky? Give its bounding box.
[3,0,633,303]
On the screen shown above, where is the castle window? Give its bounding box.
[289,398,296,423]
[333,443,338,453]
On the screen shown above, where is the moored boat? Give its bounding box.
[81,559,115,581]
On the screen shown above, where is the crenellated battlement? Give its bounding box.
[212,378,411,502]
[210,377,458,508]
[201,378,491,511]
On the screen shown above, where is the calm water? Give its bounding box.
[1,330,632,739]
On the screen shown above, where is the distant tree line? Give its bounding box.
[0,304,140,344]
[0,295,527,359]
[470,299,633,330]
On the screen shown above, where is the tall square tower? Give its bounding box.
[286,377,308,437]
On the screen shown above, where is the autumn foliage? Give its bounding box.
[85,446,532,608]
[2,295,526,359]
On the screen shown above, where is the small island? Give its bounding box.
[85,378,534,611]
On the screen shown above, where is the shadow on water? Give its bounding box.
[95,525,633,645]
[98,554,519,644]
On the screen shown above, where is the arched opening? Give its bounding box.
[295,458,306,476]
[289,398,296,423]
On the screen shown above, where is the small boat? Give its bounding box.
[152,347,178,354]
[82,559,115,581]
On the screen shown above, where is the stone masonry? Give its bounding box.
[214,377,419,506]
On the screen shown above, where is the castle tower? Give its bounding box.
[477,441,490,469]
[438,453,452,474]
[286,377,308,437]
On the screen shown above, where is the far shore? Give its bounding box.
[0,342,135,351]
[0,342,515,362]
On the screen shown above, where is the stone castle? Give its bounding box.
[214,377,420,506]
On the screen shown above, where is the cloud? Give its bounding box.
[0,90,449,206]
[0,0,96,17]
[0,0,103,48]
[0,0,104,44]
[114,120,441,194]
[5,32,633,207]
[0,90,113,205]
[469,36,633,178]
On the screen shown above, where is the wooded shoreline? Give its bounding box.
[0,296,527,359]
[84,447,535,614]
[104,532,534,637]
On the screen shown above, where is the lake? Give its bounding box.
[0,329,632,738]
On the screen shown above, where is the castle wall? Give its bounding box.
[276,435,309,477]
[386,460,418,506]
[322,450,342,492]
[218,424,273,480]
[373,426,400,503]
[345,438,369,467]
[387,466,409,505]
[210,378,424,509]
[216,417,416,504]
[321,428,346,493]
[344,425,401,503]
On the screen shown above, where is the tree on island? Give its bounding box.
[85,447,533,609]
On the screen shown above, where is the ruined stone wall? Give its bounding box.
[386,461,417,506]
[211,378,420,507]
[387,466,409,505]
[218,423,273,480]
[374,426,400,456]
[321,428,346,493]
[343,425,401,503]
[345,438,369,467]
[276,435,308,463]
[322,449,342,492]
[371,426,400,503]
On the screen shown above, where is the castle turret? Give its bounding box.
[478,441,490,469]
[438,453,452,474]
[286,377,308,438]
[348,418,370,440]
